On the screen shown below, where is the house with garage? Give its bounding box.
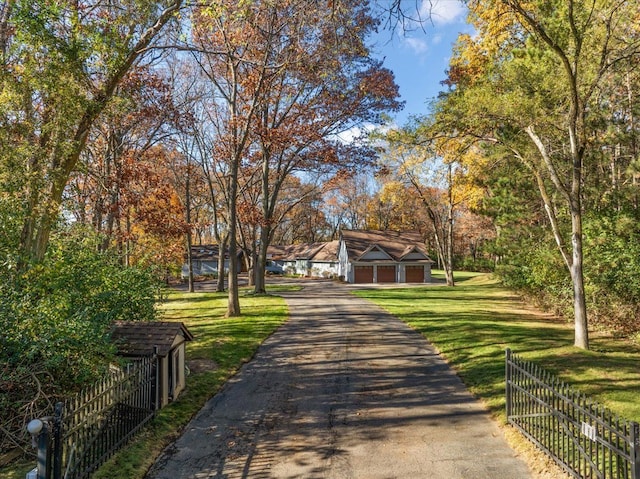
[338,229,434,284]
[307,240,339,278]
[268,241,339,277]
[110,321,194,408]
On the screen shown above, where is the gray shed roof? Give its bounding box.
[111,321,194,357]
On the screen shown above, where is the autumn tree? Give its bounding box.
[171,66,235,293]
[272,185,335,245]
[188,0,401,304]
[187,2,267,314]
[65,66,188,264]
[243,0,401,293]
[0,0,183,266]
[437,0,640,348]
[324,171,383,232]
[379,122,478,286]
[373,179,427,232]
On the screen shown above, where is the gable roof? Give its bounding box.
[310,240,339,262]
[357,243,393,261]
[268,241,339,262]
[185,245,243,261]
[111,321,194,358]
[340,229,434,263]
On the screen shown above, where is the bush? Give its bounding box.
[493,212,640,336]
[494,237,573,318]
[0,227,161,456]
[459,257,494,273]
[582,213,640,334]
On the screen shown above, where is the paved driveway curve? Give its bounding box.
[146,279,531,479]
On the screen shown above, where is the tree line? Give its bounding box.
[397,0,640,350]
[3,0,640,463]
[0,0,403,459]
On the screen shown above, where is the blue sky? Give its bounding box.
[371,0,472,126]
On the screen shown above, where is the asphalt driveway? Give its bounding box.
[146,279,531,479]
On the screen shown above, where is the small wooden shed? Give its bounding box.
[111,321,194,408]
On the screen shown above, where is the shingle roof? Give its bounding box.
[111,321,194,357]
[188,244,218,260]
[310,240,339,262]
[340,229,433,262]
[268,242,338,261]
[185,245,243,260]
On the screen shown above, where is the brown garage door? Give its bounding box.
[377,265,396,283]
[354,265,374,283]
[406,265,424,283]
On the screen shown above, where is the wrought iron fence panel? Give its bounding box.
[506,349,639,479]
[59,356,157,479]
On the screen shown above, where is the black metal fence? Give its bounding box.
[506,348,640,479]
[33,356,158,479]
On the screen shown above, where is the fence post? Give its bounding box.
[52,402,63,479]
[152,346,159,411]
[505,348,512,422]
[27,417,52,479]
[632,421,640,479]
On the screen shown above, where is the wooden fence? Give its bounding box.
[54,356,158,479]
[506,348,640,479]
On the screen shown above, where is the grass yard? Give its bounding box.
[5,274,639,479]
[353,271,640,424]
[91,287,291,479]
[2,286,292,479]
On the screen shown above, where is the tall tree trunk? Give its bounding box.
[570,205,589,349]
[226,157,241,317]
[412,176,455,286]
[125,209,131,267]
[444,164,455,287]
[216,235,227,293]
[254,224,271,294]
[526,126,589,350]
[185,173,194,293]
[227,231,241,316]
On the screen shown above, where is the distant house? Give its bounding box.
[337,230,434,284]
[268,240,339,278]
[111,321,194,408]
[307,240,339,278]
[181,244,246,279]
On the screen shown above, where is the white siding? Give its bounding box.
[308,261,338,278]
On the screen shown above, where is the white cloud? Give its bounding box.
[334,124,371,144]
[404,37,429,55]
[334,123,393,145]
[420,0,467,25]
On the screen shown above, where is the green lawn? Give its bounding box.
[353,270,640,423]
[5,274,639,478]
[3,286,292,479]
[91,288,290,479]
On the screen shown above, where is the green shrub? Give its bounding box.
[459,257,494,273]
[494,237,573,318]
[0,226,161,456]
[582,213,640,334]
[493,212,640,336]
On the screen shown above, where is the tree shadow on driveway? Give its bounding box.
[146,280,531,479]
